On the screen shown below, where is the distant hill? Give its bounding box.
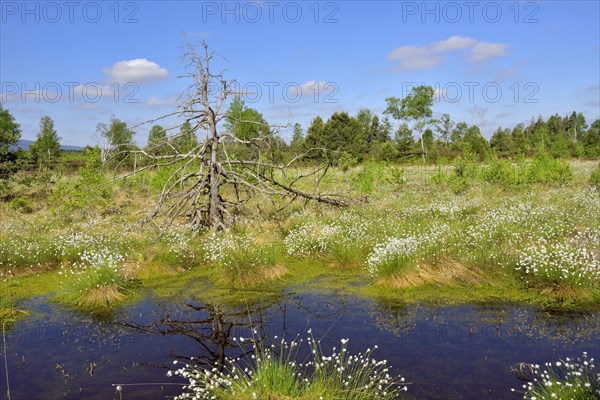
[9,139,84,152]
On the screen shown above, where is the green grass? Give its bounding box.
[513,352,600,399]
[172,332,408,400]
[1,160,599,315]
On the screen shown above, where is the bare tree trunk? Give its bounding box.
[106,39,351,234]
[208,125,223,231]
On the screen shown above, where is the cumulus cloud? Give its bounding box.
[388,36,509,72]
[388,46,445,72]
[430,35,477,52]
[287,81,337,97]
[102,59,169,83]
[469,42,510,62]
[147,96,178,107]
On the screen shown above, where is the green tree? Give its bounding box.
[96,115,135,163]
[50,146,111,212]
[321,112,365,160]
[371,115,392,144]
[304,116,326,152]
[422,128,434,157]
[450,122,468,151]
[290,123,305,154]
[0,104,21,154]
[384,85,435,161]
[546,114,566,143]
[177,121,198,152]
[463,125,488,157]
[394,122,414,158]
[436,113,454,147]
[30,116,61,166]
[356,108,375,146]
[511,123,528,155]
[532,116,549,150]
[583,119,600,157]
[224,96,269,141]
[551,130,571,158]
[564,111,587,143]
[147,125,167,154]
[489,127,514,156]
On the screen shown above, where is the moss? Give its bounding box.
[0,270,63,301]
[3,254,600,316]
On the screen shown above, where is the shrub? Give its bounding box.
[50,146,112,212]
[525,152,573,185]
[591,162,600,190]
[8,196,33,213]
[481,154,519,185]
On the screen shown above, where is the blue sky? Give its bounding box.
[1,0,599,146]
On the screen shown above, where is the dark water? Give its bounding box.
[1,293,599,400]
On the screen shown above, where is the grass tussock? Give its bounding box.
[223,264,288,286]
[2,161,600,312]
[171,332,409,400]
[72,283,126,308]
[381,258,486,289]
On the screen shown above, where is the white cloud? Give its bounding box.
[147,96,178,107]
[287,81,337,97]
[430,36,477,52]
[495,61,526,79]
[388,36,509,72]
[73,84,114,97]
[388,46,444,72]
[469,42,510,62]
[102,59,168,83]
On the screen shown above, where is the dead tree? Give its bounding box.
[119,39,349,232]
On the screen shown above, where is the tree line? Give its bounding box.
[1,85,599,174]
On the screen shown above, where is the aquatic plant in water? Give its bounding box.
[171,331,408,400]
[512,352,600,399]
[58,247,131,307]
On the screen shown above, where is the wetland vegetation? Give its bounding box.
[1,41,599,400]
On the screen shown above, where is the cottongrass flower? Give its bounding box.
[58,247,131,308]
[202,232,280,285]
[516,239,600,288]
[171,332,408,400]
[366,224,449,278]
[512,352,600,399]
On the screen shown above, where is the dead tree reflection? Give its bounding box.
[123,301,276,370]
[121,294,350,373]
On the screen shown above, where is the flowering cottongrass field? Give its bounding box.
[1,165,600,312]
[283,185,600,296]
[512,352,600,399]
[202,232,282,285]
[170,331,408,400]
